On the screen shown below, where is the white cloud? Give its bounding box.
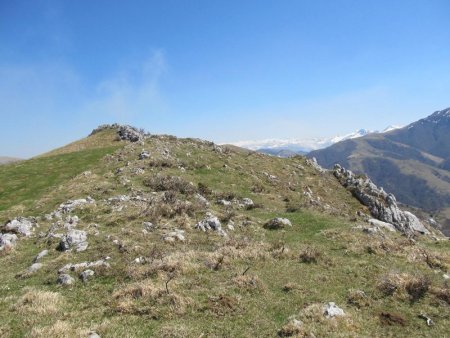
[83,49,169,121]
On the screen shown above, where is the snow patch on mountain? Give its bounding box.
[228,126,403,154]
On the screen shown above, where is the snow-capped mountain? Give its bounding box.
[229,126,401,155]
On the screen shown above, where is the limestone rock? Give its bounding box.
[323,302,345,318]
[264,218,292,230]
[57,274,75,286]
[80,269,95,283]
[33,249,49,263]
[3,217,37,236]
[333,164,429,236]
[0,233,18,251]
[58,229,88,252]
[196,213,227,236]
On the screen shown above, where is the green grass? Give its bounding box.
[0,132,448,337]
[0,146,119,213]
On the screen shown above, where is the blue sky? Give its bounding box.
[1,0,450,157]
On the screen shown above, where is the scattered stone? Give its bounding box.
[227,220,235,231]
[240,198,254,208]
[264,218,292,230]
[139,150,151,160]
[443,274,450,280]
[58,230,88,252]
[0,233,18,251]
[80,269,95,283]
[333,164,430,236]
[88,332,101,338]
[57,274,75,286]
[217,199,232,206]
[57,197,95,214]
[162,229,186,242]
[27,263,43,274]
[306,157,326,173]
[143,222,156,232]
[323,302,345,318]
[3,217,37,236]
[195,193,210,206]
[419,314,434,326]
[58,258,110,274]
[33,249,49,263]
[117,125,146,142]
[107,195,131,203]
[368,219,396,232]
[196,213,227,236]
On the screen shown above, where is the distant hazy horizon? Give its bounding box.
[1,1,450,158]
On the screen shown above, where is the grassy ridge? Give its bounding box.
[0,146,119,213]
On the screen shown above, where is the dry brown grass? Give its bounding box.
[28,320,89,338]
[14,288,63,316]
[233,274,266,292]
[377,272,431,301]
[299,246,321,264]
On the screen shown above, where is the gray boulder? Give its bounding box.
[196,213,227,236]
[80,269,95,283]
[27,263,43,274]
[323,302,345,318]
[264,218,292,230]
[57,274,75,286]
[33,249,49,263]
[0,233,18,251]
[3,217,37,236]
[58,229,88,252]
[139,150,151,160]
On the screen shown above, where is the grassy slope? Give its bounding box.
[0,130,120,217]
[0,131,449,338]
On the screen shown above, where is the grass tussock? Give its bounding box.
[14,289,63,316]
[28,320,89,338]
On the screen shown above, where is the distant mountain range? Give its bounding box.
[230,126,401,157]
[309,107,450,235]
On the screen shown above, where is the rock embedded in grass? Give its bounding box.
[80,269,95,283]
[3,217,37,236]
[196,212,227,236]
[323,302,345,318]
[58,229,88,252]
[0,233,18,251]
[264,218,292,230]
[57,274,75,286]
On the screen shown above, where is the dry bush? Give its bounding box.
[277,319,304,337]
[418,249,448,271]
[197,182,212,196]
[148,158,175,168]
[271,241,292,259]
[282,283,299,293]
[347,289,371,308]
[299,246,321,264]
[430,285,450,305]
[379,312,406,326]
[405,275,430,302]
[208,294,240,316]
[377,272,430,301]
[112,280,193,317]
[15,289,63,316]
[143,175,195,195]
[29,320,89,338]
[377,273,405,296]
[233,274,266,292]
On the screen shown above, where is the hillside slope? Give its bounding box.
[0,125,449,338]
[309,108,450,235]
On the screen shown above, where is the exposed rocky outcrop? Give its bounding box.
[90,124,148,142]
[3,217,37,236]
[58,229,88,252]
[333,164,429,236]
